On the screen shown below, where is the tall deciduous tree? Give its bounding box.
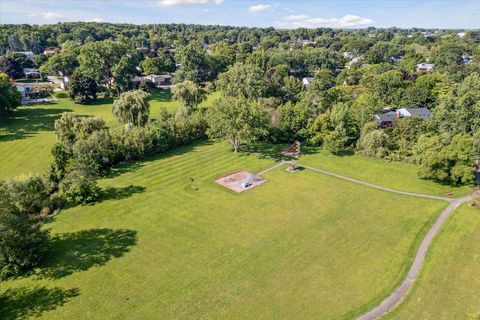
[0,73,21,115]
[68,71,98,104]
[207,97,269,153]
[0,56,23,79]
[216,62,264,100]
[78,40,138,96]
[40,53,78,88]
[141,56,175,75]
[174,44,208,83]
[112,90,150,128]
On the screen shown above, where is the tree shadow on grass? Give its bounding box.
[104,139,213,179]
[98,185,146,203]
[0,286,79,320]
[36,228,137,279]
[0,107,72,142]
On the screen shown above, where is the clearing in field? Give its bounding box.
[215,170,267,192]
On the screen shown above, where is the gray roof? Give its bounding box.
[403,108,431,116]
[375,111,397,122]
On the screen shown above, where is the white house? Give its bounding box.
[302,77,314,88]
[416,63,434,73]
[134,74,173,87]
[397,108,431,120]
[23,68,42,78]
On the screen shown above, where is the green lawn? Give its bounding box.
[386,202,480,320]
[0,141,448,319]
[0,90,219,179]
[298,149,473,197]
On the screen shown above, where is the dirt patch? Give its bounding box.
[215,170,267,193]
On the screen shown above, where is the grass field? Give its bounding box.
[0,141,448,319]
[298,149,473,198]
[386,202,480,319]
[0,90,220,179]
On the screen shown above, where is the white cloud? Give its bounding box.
[278,14,373,28]
[29,11,64,20]
[249,4,271,13]
[87,17,104,23]
[157,0,222,6]
[284,14,309,21]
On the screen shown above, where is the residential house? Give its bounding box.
[389,55,403,63]
[397,108,431,120]
[12,51,35,61]
[23,68,42,79]
[374,111,398,128]
[302,77,314,88]
[416,63,434,73]
[134,74,173,88]
[14,83,35,98]
[43,48,59,56]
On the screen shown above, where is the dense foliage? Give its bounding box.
[0,179,50,278]
[0,72,21,115]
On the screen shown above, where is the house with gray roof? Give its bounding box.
[397,108,431,120]
[374,111,398,127]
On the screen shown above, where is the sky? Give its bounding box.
[0,0,479,29]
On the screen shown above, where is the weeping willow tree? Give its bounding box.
[112,90,150,129]
[172,80,206,114]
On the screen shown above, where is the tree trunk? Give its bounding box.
[232,137,240,154]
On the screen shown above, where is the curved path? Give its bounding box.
[356,193,477,320]
[296,163,454,202]
[260,161,478,319]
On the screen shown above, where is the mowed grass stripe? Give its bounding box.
[1,141,448,319]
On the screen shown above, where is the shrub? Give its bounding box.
[59,171,100,205]
[323,130,350,155]
[415,134,476,185]
[73,129,119,174]
[0,177,51,215]
[356,127,391,159]
[0,201,49,278]
[54,91,69,98]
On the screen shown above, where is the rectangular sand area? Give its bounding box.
[215,170,267,193]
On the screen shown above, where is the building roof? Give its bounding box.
[401,108,431,116]
[303,77,314,82]
[375,111,397,123]
[416,63,434,69]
